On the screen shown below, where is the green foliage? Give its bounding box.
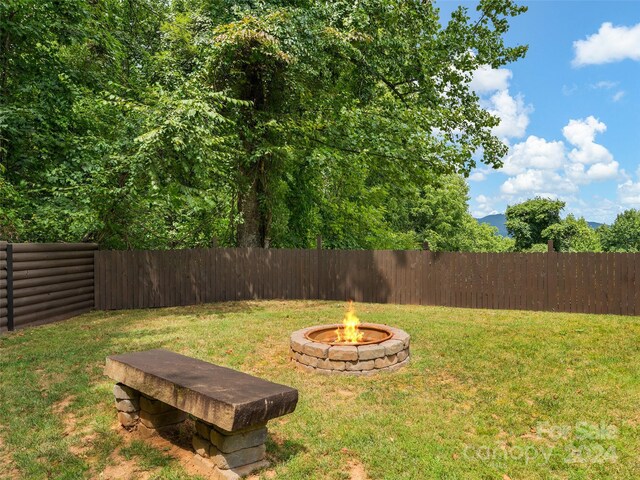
[459,217,515,252]
[524,243,548,253]
[1,0,528,249]
[0,164,22,240]
[406,175,512,252]
[599,209,640,252]
[505,197,565,250]
[542,215,602,252]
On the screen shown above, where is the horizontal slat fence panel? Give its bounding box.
[1,242,97,331]
[94,248,640,316]
[0,242,7,329]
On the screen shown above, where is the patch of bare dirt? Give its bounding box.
[99,448,154,480]
[347,459,371,480]
[52,395,78,436]
[110,419,274,480]
[0,436,20,479]
[52,395,76,414]
[258,470,277,479]
[51,395,98,457]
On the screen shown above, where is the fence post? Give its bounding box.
[546,241,557,311]
[421,241,430,306]
[316,236,323,300]
[6,244,13,331]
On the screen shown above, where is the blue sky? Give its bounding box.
[437,1,640,223]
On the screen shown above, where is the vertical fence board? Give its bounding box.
[617,254,626,315]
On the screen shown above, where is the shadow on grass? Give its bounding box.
[105,300,264,317]
[265,436,307,465]
[117,419,306,477]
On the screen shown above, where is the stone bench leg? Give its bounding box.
[192,420,269,479]
[113,383,141,429]
[138,394,187,435]
[113,383,187,434]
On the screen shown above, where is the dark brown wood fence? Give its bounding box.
[1,243,97,331]
[0,242,7,329]
[94,248,640,316]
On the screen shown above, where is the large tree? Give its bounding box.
[505,197,565,250]
[192,0,528,246]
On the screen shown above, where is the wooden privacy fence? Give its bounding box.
[3,244,639,332]
[0,242,6,329]
[0,243,97,331]
[94,248,640,316]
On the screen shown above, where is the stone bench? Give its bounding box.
[104,349,298,479]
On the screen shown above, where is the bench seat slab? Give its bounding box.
[105,349,298,432]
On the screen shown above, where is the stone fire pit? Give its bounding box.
[290,323,410,375]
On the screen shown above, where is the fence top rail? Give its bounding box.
[11,243,98,253]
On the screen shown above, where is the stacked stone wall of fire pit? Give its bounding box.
[290,324,410,375]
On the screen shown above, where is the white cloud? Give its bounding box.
[591,80,618,90]
[617,168,640,206]
[500,169,578,196]
[562,116,606,148]
[612,91,625,102]
[470,65,532,141]
[472,194,500,218]
[468,169,487,182]
[498,116,619,197]
[563,116,614,165]
[567,198,622,224]
[566,161,620,183]
[470,65,512,93]
[573,22,640,66]
[501,135,565,176]
[618,180,640,206]
[486,90,532,140]
[567,141,614,166]
[587,161,620,180]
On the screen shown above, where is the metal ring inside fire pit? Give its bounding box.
[304,324,393,346]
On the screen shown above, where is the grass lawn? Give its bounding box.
[0,301,639,479]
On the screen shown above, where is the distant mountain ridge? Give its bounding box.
[476,214,603,237]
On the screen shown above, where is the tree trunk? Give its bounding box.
[236,160,270,247]
[233,46,278,247]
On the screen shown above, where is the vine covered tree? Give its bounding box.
[1,0,528,249]
[197,0,528,246]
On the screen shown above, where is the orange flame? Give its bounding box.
[335,301,364,344]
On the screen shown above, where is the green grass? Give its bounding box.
[1,301,639,479]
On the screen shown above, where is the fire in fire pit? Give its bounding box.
[335,300,364,343]
[290,302,410,375]
[305,301,393,346]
